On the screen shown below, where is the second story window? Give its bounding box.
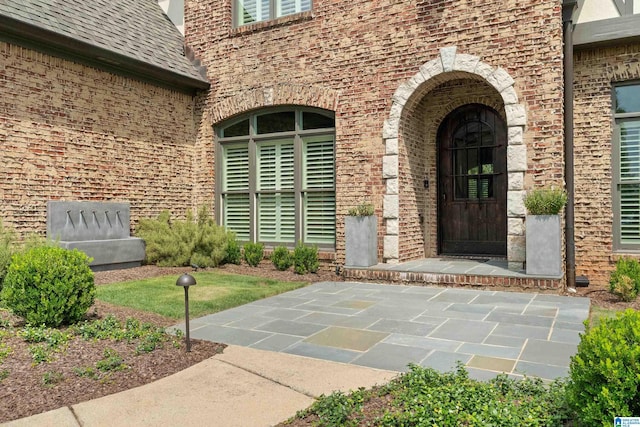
[235,0,311,27]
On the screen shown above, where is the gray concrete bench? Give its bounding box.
[46,201,145,271]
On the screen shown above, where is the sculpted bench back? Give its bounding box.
[46,201,145,271]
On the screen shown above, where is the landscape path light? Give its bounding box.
[176,273,197,352]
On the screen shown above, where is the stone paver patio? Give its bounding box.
[174,281,590,381]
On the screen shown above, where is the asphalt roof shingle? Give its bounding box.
[0,0,208,89]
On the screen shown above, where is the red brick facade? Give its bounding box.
[574,43,640,286]
[0,42,199,235]
[185,0,565,275]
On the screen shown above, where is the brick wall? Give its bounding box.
[0,42,198,237]
[185,0,564,265]
[574,43,640,286]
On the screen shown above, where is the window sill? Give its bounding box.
[231,12,314,36]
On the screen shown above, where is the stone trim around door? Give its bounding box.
[382,46,527,270]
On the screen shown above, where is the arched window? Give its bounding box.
[216,107,335,248]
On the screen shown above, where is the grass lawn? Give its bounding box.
[96,271,307,319]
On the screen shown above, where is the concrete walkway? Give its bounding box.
[176,281,590,381]
[3,346,397,427]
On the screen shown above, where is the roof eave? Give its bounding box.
[574,14,640,50]
[0,14,210,94]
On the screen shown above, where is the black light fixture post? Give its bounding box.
[176,273,197,352]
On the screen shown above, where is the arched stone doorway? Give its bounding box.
[382,47,527,270]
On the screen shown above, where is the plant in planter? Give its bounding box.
[345,202,377,267]
[524,187,568,276]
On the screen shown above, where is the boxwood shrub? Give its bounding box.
[567,309,640,425]
[1,246,95,327]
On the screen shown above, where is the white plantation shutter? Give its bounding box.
[618,121,640,244]
[257,141,295,242]
[223,145,249,192]
[236,0,269,25]
[303,136,335,244]
[218,108,334,247]
[304,192,335,244]
[224,194,250,241]
[277,0,309,17]
[258,193,295,242]
[303,136,334,189]
[222,145,250,240]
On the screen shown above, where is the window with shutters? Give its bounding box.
[613,82,640,250]
[234,0,312,27]
[216,108,335,248]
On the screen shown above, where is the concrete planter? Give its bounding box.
[345,215,378,267]
[525,214,562,277]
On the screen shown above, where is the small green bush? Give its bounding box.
[136,206,228,268]
[243,242,264,267]
[347,202,374,216]
[523,187,568,215]
[293,242,319,275]
[609,257,640,301]
[567,309,640,425]
[224,233,242,265]
[0,220,15,289]
[271,246,293,271]
[0,246,95,327]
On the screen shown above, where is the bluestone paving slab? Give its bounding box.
[523,306,558,317]
[447,302,495,315]
[490,323,551,340]
[261,307,311,320]
[458,342,522,359]
[295,303,361,315]
[515,361,569,379]
[485,311,554,327]
[298,312,379,329]
[429,289,480,303]
[353,342,431,372]
[383,334,462,351]
[190,325,272,346]
[305,326,388,351]
[360,305,427,321]
[423,308,488,321]
[554,320,586,331]
[255,319,327,337]
[367,318,439,336]
[284,341,361,363]
[467,355,516,373]
[550,328,582,345]
[429,318,497,343]
[249,333,302,351]
[173,281,589,382]
[519,339,578,367]
[421,350,473,372]
[483,334,527,348]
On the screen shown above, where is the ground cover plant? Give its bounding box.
[283,364,571,426]
[95,271,307,318]
[0,298,223,423]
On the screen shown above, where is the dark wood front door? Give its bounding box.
[437,104,507,256]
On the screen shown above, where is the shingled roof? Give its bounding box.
[0,0,209,92]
